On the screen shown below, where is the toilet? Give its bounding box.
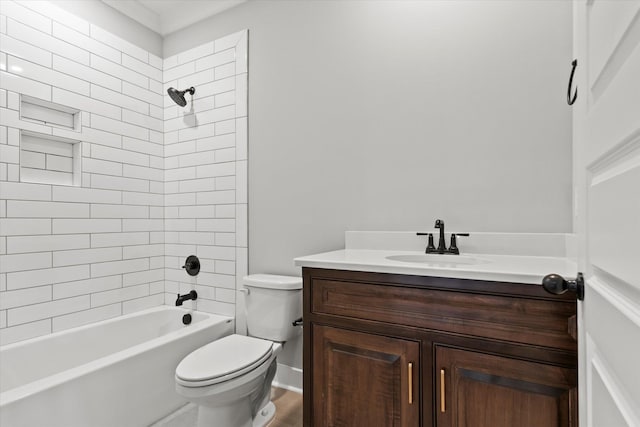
[175,274,303,427]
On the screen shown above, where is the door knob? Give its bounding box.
[542,272,584,300]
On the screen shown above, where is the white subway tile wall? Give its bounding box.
[0,0,249,345]
[162,28,248,326]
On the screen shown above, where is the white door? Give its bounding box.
[572,0,640,426]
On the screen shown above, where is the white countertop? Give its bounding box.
[294,249,577,285]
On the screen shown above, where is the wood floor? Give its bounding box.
[269,387,303,427]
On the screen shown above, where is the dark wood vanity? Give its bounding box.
[302,267,578,427]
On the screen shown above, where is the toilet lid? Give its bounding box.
[176,334,273,386]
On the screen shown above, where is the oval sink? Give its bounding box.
[385,254,487,267]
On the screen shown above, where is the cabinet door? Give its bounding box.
[311,324,420,427]
[435,346,577,427]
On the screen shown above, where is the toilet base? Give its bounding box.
[195,400,275,427]
[253,401,276,427]
[197,398,251,427]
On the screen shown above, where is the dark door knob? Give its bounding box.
[542,272,584,301]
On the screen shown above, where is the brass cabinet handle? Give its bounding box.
[408,362,413,404]
[440,368,446,412]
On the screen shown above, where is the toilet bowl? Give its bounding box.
[175,274,302,427]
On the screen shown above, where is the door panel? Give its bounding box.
[589,349,632,427]
[585,280,640,425]
[585,7,640,160]
[589,158,640,285]
[574,0,640,426]
[436,346,577,427]
[311,325,419,427]
[587,2,640,104]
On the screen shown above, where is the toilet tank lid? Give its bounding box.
[243,274,302,290]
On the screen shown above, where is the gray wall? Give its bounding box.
[164,0,573,279]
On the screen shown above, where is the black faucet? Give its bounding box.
[434,219,446,253]
[417,220,469,255]
[175,290,198,306]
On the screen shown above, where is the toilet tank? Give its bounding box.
[243,274,302,342]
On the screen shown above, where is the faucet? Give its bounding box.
[175,290,198,306]
[434,219,446,254]
[416,219,469,255]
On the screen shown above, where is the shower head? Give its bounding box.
[167,87,195,107]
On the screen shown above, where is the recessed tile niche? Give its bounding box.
[18,96,82,186]
[20,96,81,131]
[20,131,81,186]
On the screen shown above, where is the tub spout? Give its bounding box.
[176,290,198,306]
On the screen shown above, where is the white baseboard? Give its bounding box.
[272,363,303,394]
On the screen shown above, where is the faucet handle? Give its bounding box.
[448,233,469,255]
[182,255,200,276]
[426,234,436,253]
[417,232,438,253]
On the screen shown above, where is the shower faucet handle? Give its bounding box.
[182,255,200,276]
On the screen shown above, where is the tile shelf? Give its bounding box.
[19,131,81,187]
[20,95,81,131]
[17,95,82,186]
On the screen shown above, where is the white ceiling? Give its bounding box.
[102,0,247,36]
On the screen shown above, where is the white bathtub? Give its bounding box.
[0,306,234,427]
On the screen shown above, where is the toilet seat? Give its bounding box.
[176,334,273,388]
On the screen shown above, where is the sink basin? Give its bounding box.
[385,254,487,267]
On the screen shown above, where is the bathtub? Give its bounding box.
[0,306,234,427]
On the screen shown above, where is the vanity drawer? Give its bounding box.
[309,276,577,351]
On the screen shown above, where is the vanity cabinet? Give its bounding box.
[302,267,578,427]
[311,325,420,426]
[435,346,576,427]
